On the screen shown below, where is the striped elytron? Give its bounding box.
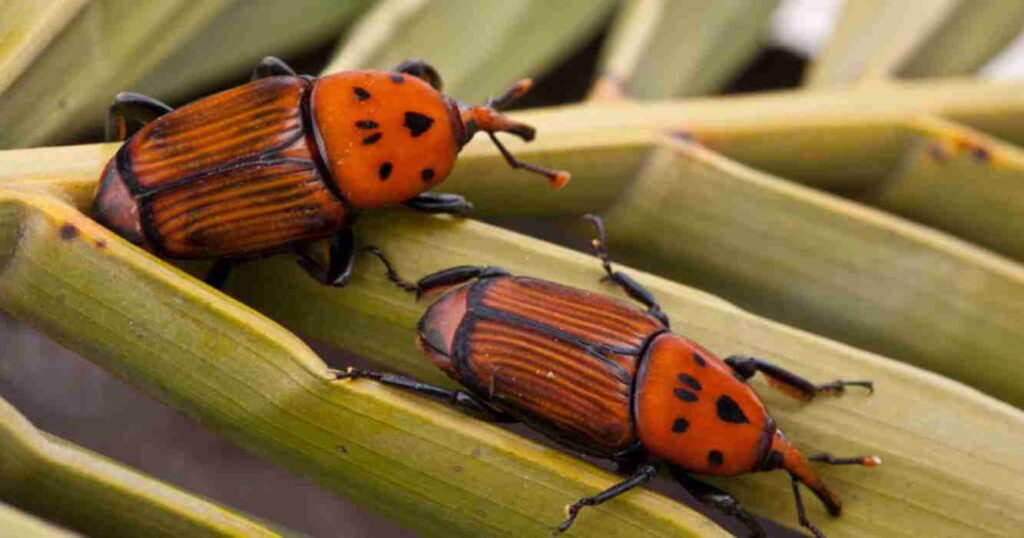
[92,57,568,287]
[340,216,880,538]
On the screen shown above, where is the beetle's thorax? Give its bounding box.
[633,332,774,476]
[308,70,459,208]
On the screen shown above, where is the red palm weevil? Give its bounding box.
[92,57,568,287]
[339,215,879,537]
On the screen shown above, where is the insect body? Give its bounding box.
[342,216,879,537]
[92,57,567,287]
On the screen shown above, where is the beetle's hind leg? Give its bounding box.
[106,92,173,141]
[295,228,357,287]
[724,355,874,402]
[251,56,298,80]
[333,367,516,423]
[668,466,766,538]
[204,259,238,290]
[582,214,669,327]
[364,247,509,297]
[557,465,658,534]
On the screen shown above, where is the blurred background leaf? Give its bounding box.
[0,394,289,537]
[325,0,615,102]
[592,0,778,99]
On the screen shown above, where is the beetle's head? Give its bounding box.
[445,79,570,189]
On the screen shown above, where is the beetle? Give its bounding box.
[92,57,568,287]
[336,215,879,537]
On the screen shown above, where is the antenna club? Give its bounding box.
[551,170,571,190]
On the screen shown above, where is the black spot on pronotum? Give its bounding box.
[692,351,706,367]
[355,120,378,129]
[716,395,749,424]
[708,450,724,467]
[353,87,371,101]
[60,223,79,240]
[673,388,698,403]
[378,162,393,181]
[95,239,108,249]
[677,372,702,391]
[362,132,382,145]
[404,112,434,137]
[671,418,689,433]
[421,168,435,181]
[390,73,404,84]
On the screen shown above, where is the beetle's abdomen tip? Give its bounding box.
[92,160,145,246]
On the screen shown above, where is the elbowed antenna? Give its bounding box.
[458,79,571,190]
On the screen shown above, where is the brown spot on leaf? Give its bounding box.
[971,146,990,163]
[60,223,79,240]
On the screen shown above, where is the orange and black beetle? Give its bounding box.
[92,57,568,287]
[339,216,879,537]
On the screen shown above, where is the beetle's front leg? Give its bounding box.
[404,193,474,216]
[334,367,517,423]
[394,59,443,90]
[295,228,357,287]
[668,465,766,538]
[724,355,873,402]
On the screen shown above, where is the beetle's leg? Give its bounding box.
[394,59,443,90]
[724,355,874,402]
[790,472,826,538]
[204,259,237,290]
[404,193,474,217]
[556,465,658,534]
[582,214,669,327]
[668,466,766,538]
[333,367,517,423]
[365,247,509,297]
[295,228,357,287]
[251,56,298,80]
[106,92,173,141]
